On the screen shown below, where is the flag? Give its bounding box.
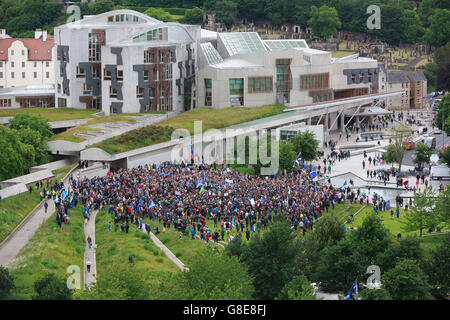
[293,152,302,167]
[199,185,205,194]
[149,201,155,209]
[340,181,347,191]
[352,280,359,300]
[62,190,68,201]
[309,168,317,180]
[345,289,352,300]
[190,140,194,160]
[69,194,74,203]
[386,200,391,210]
[196,181,203,188]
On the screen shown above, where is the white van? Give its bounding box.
[430,165,450,180]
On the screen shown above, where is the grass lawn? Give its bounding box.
[50,115,138,143]
[95,210,180,283]
[0,163,76,244]
[0,108,98,121]
[9,205,85,300]
[146,218,214,268]
[94,105,285,154]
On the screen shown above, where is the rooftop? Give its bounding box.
[219,32,267,56]
[200,42,223,65]
[263,39,308,51]
[0,84,55,96]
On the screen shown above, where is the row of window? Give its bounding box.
[134,83,173,99]
[144,49,173,64]
[300,73,329,90]
[248,77,273,93]
[107,14,140,23]
[0,71,49,79]
[1,49,51,56]
[0,99,12,107]
[0,61,50,68]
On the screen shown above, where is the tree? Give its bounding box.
[214,0,237,27]
[241,220,301,299]
[425,9,450,48]
[404,188,438,237]
[143,8,173,22]
[376,236,424,272]
[89,0,115,15]
[413,142,434,169]
[0,266,15,300]
[423,62,437,89]
[225,232,244,258]
[436,62,450,91]
[313,238,367,292]
[435,94,450,134]
[360,287,392,300]
[383,129,411,172]
[290,130,319,162]
[181,7,203,24]
[278,141,297,173]
[80,264,151,300]
[434,188,450,227]
[155,248,254,300]
[33,273,73,300]
[308,5,341,40]
[442,146,450,167]
[308,215,345,249]
[276,274,316,300]
[426,233,450,293]
[383,259,433,300]
[349,213,392,263]
[0,126,25,180]
[9,113,53,140]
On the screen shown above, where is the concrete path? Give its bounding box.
[0,168,76,267]
[84,210,98,290]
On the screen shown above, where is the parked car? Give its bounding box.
[434,128,442,134]
[430,165,450,180]
[402,141,415,150]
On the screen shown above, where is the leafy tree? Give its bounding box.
[276,274,316,300]
[424,9,450,48]
[0,126,25,180]
[155,248,254,299]
[359,287,392,300]
[425,233,450,293]
[143,7,173,22]
[383,129,411,172]
[442,146,450,167]
[241,220,301,299]
[383,259,433,300]
[423,62,437,89]
[225,232,244,258]
[214,0,238,27]
[413,142,434,169]
[89,0,115,15]
[435,94,450,134]
[349,213,392,263]
[81,264,151,300]
[313,237,367,292]
[436,62,450,91]
[308,5,341,40]
[404,188,438,237]
[278,141,297,173]
[181,7,203,24]
[376,236,424,272]
[290,130,319,162]
[33,273,73,300]
[0,266,15,300]
[402,9,425,43]
[9,113,53,140]
[296,233,324,280]
[308,215,345,249]
[434,188,450,227]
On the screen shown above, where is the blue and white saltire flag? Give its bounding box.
[352,280,359,300]
[62,190,68,201]
[309,168,317,180]
[232,217,235,229]
[340,181,347,191]
[345,289,352,300]
[386,200,391,211]
[190,140,194,160]
[54,196,59,204]
[149,201,155,209]
[293,152,302,167]
[196,181,203,188]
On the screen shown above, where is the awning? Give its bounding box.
[345,106,392,116]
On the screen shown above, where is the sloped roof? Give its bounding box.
[388,71,410,83]
[263,39,308,51]
[219,32,267,56]
[408,71,427,82]
[0,38,54,61]
[200,42,223,65]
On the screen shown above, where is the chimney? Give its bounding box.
[42,30,48,42]
[0,29,6,39]
[34,28,42,39]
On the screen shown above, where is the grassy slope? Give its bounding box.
[9,205,85,300]
[95,210,180,284]
[95,105,285,154]
[0,164,76,244]
[0,108,98,121]
[49,115,138,143]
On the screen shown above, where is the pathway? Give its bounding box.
[84,209,98,289]
[0,168,77,267]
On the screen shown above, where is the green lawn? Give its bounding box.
[0,163,76,244]
[50,115,138,143]
[0,108,98,121]
[9,205,85,300]
[95,210,180,284]
[94,105,285,154]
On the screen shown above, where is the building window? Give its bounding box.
[22,72,25,79]
[40,99,48,108]
[76,66,86,78]
[205,91,212,106]
[109,86,117,98]
[46,61,49,67]
[34,72,37,78]
[229,78,244,95]
[136,86,144,98]
[159,51,165,63]
[0,99,12,107]
[150,87,155,98]
[300,73,329,90]
[248,77,273,93]
[164,64,172,80]
[144,49,155,63]
[88,33,100,62]
[116,69,123,81]
[108,16,114,22]
[205,78,212,89]
[83,83,92,95]
[0,62,2,67]
[57,84,61,93]
[11,50,14,55]
[46,72,49,78]
[103,68,111,80]
[0,72,2,78]
[11,72,14,78]
[143,70,150,81]
[22,62,25,68]
[11,62,14,68]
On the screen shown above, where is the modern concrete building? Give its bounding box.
[0,84,55,108]
[0,29,55,89]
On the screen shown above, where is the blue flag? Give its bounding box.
[149,201,155,209]
[386,200,391,210]
[293,152,302,167]
[196,181,203,188]
[340,181,347,191]
[309,168,317,180]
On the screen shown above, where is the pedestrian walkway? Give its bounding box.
[0,168,76,267]
[84,209,98,290]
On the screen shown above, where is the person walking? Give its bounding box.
[86,259,91,273]
[44,201,48,214]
